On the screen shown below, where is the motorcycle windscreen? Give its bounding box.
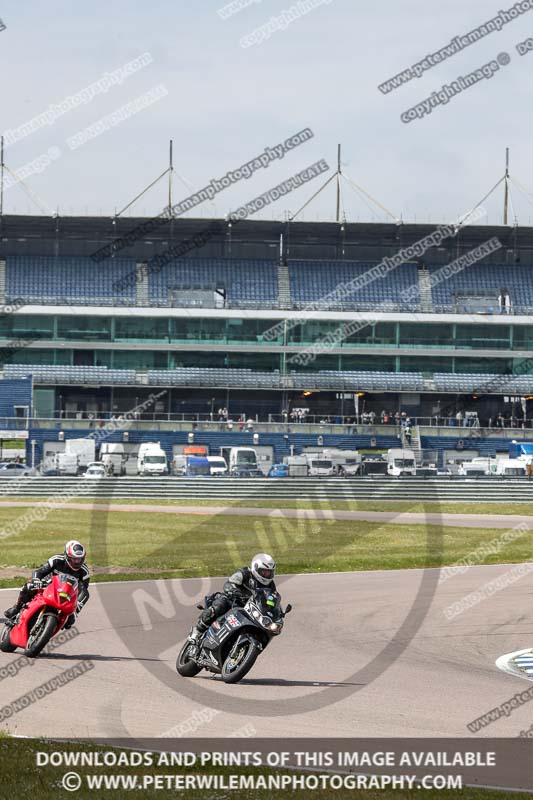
[255,589,283,621]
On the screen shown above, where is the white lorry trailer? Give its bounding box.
[55,438,96,475]
[285,454,309,477]
[322,448,362,476]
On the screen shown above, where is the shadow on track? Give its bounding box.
[201,676,365,688]
[41,652,161,663]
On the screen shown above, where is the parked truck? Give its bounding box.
[220,447,262,477]
[458,457,492,477]
[54,438,96,474]
[54,452,79,476]
[285,454,309,477]
[54,438,96,475]
[183,455,211,477]
[322,448,362,476]
[386,448,416,477]
[494,458,526,477]
[100,442,125,476]
[137,442,168,476]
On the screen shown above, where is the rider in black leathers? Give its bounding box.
[4,540,90,628]
[189,553,276,642]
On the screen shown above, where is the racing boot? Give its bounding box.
[4,603,22,620]
[187,622,207,652]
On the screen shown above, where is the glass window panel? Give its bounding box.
[57,316,111,341]
[114,317,167,342]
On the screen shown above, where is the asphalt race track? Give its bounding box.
[1,566,533,739]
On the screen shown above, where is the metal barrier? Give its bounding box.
[0,476,532,502]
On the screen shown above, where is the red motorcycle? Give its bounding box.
[0,574,79,658]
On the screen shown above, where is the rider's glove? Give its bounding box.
[32,578,44,589]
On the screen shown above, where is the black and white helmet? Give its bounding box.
[251,553,275,585]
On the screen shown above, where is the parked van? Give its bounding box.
[137,442,168,476]
[305,454,335,477]
[100,443,125,476]
[207,456,228,476]
[184,456,211,477]
[386,448,416,477]
[226,447,262,477]
[494,459,526,477]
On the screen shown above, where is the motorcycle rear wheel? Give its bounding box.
[176,641,202,677]
[221,638,259,684]
[0,624,16,652]
[25,614,57,658]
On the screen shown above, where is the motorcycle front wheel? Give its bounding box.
[0,624,16,652]
[25,613,57,658]
[221,638,260,684]
[176,641,202,677]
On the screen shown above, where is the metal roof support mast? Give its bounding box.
[503,147,510,226]
[288,143,400,224]
[114,139,175,220]
[335,143,341,223]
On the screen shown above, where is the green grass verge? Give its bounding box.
[0,738,525,800]
[0,504,531,588]
[3,496,533,515]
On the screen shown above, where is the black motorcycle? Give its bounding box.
[176,588,292,684]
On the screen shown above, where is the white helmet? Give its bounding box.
[251,553,275,585]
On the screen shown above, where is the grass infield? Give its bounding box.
[0,737,526,800]
[0,503,531,588]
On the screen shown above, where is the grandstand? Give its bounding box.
[1,213,533,466]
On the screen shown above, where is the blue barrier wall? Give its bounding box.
[0,377,32,418]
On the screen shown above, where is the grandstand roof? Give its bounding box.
[0,214,530,258]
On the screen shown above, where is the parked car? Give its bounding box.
[83,465,106,479]
[0,463,34,477]
[416,466,438,478]
[267,464,289,478]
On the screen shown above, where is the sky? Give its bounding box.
[1,0,532,225]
